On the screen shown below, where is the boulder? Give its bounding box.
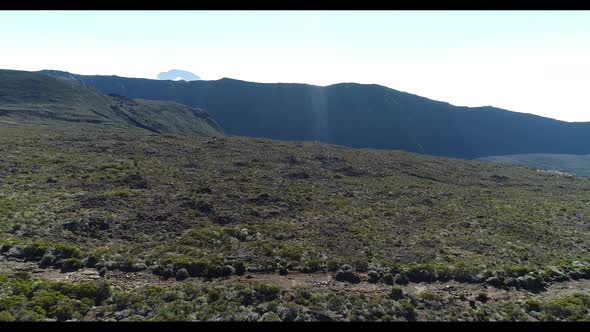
[504,277,517,287]
[546,266,568,282]
[515,276,527,288]
[485,277,502,287]
[522,274,544,291]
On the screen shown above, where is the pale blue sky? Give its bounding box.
[2,11,590,121]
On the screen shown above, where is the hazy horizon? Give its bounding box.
[2,11,590,122]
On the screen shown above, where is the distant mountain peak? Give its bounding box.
[157,69,200,82]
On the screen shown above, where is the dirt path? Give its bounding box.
[2,255,589,303]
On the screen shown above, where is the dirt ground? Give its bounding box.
[3,255,589,304]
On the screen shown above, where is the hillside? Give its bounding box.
[40,70,590,159]
[1,125,589,321]
[0,70,222,136]
[480,154,590,177]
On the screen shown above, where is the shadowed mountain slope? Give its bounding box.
[40,69,590,159]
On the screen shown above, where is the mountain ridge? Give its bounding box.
[38,69,590,159]
[0,69,223,136]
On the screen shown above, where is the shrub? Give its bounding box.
[353,260,369,272]
[85,253,101,268]
[390,287,404,300]
[233,261,246,276]
[14,308,46,322]
[154,257,208,278]
[22,242,49,261]
[303,259,323,273]
[525,299,542,312]
[53,244,82,259]
[29,290,67,314]
[541,293,590,321]
[0,295,27,312]
[260,312,281,321]
[59,258,84,272]
[207,288,220,303]
[399,299,416,321]
[38,254,55,268]
[504,265,536,278]
[254,284,281,303]
[51,281,111,304]
[419,292,443,302]
[0,311,16,321]
[14,271,31,280]
[53,299,79,321]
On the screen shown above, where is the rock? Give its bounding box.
[515,276,527,288]
[367,270,381,283]
[313,312,332,321]
[521,274,544,291]
[7,247,24,259]
[132,263,147,271]
[504,277,517,287]
[113,309,133,321]
[568,269,590,280]
[175,268,189,281]
[546,266,568,282]
[335,265,361,284]
[473,274,484,283]
[571,261,585,268]
[485,277,502,287]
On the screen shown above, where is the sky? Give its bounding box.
[1,11,590,122]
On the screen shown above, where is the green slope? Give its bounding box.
[1,126,588,276]
[1,126,590,321]
[0,69,222,136]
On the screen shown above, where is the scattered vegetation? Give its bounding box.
[0,125,589,321]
